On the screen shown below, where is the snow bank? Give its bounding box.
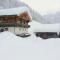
[0,6,32,19]
[28,20,42,33]
[33,23,60,32]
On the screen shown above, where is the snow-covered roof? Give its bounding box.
[33,23,60,32]
[0,6,32,20]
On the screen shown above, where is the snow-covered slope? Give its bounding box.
[0,21,60,60]
[44,11,60,23]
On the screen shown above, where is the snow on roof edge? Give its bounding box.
[0,6,32,20]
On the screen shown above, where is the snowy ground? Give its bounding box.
[0,21,60,60]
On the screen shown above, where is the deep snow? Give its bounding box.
[0,21,60,60]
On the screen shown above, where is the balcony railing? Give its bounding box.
[0,23,30,28]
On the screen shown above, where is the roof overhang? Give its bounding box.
[0,6,32,21]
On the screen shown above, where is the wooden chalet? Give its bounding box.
[0,7,32,36]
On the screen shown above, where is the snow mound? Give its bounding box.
[28,20,42,33]
[34,24,60,32]
[0,31,18,40]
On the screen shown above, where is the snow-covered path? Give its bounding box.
[0,21,60,60]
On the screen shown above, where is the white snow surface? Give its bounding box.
[29,20,60,32]
[0,6,31,17]
[0,21,60,60]
[33,23,60,32]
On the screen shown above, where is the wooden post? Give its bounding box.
[14,16,16,33]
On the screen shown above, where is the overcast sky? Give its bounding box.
[19,0,60,15]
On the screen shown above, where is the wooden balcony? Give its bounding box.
[0,23,30,28]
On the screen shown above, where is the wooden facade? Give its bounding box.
[0,12,31,28]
